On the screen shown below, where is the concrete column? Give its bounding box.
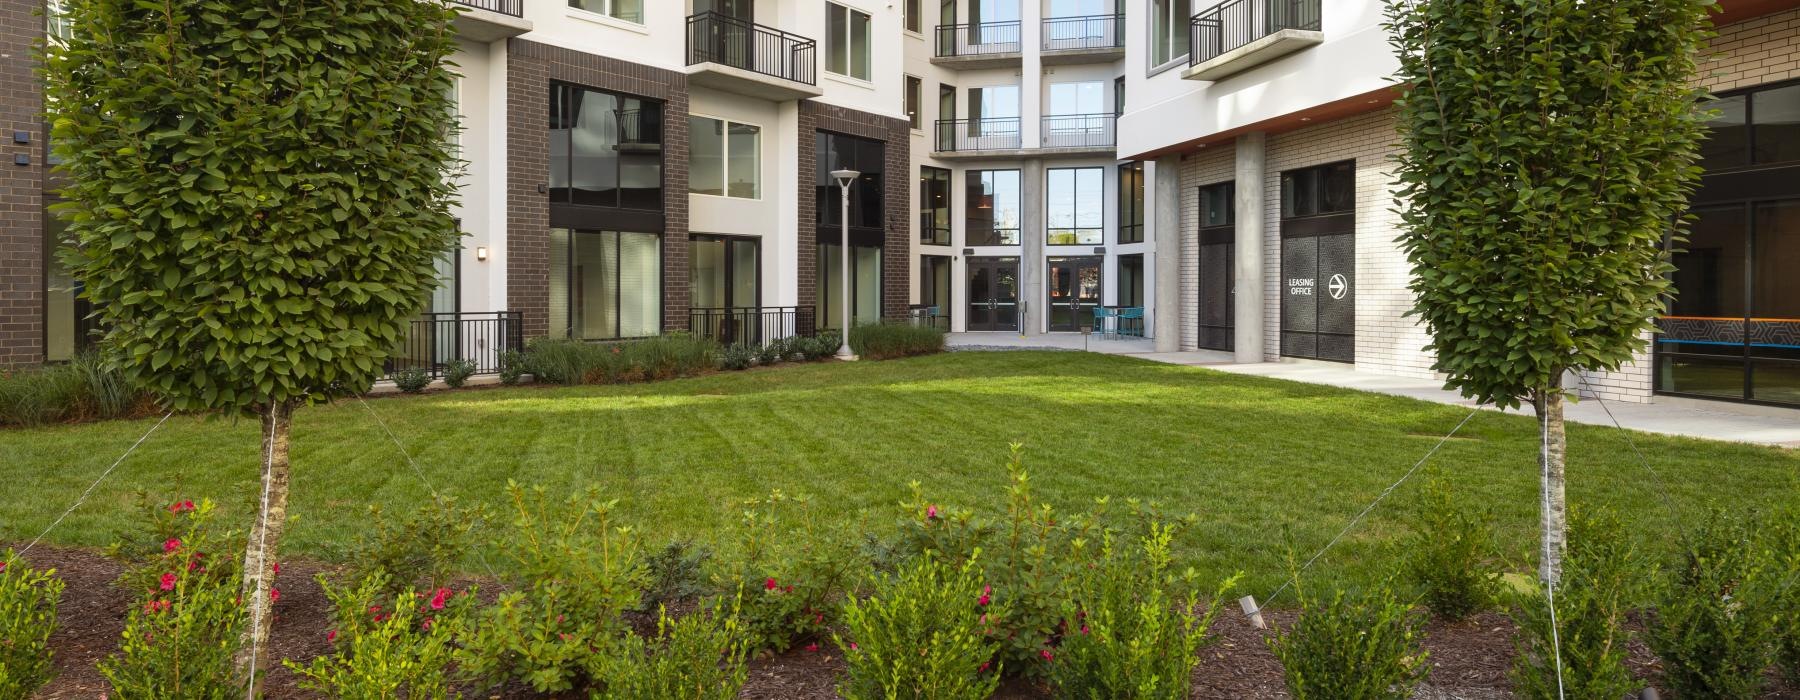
[1021,158,1045,335]
[1234,133,1267,363]
[1152,155,1182,352]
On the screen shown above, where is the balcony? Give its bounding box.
[685,12,823,101]
[1039,114,1115,153]
[931,115,1116,159]
[932,21,1023,69]
[448,0,532,42]
[689,307,810,347]
[1183,0,1322,82]
[384,312,525,379]
[1041,14,1123,64]
[933,118,1022,157]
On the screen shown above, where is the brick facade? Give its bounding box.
[505,39,691,339]
[797,101,913,329]
[0,0,44,366]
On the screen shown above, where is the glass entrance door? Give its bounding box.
[1658,199,1800,405]
[1047,256,1102,332]
[967,257,1020,331]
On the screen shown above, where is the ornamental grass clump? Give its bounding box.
[285,574,471,699]
[1050,525,1240,700]
[1268,577,1428,700]
[0,354,150,427]
[99,499,247,699]
[849,324,946,360]
[0,550,64,700]
[1647,508,1783,699]
[837,553,1005,700]
[1402,470,1501,621]
[1509,508,1648,700]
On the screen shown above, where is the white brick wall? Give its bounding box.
[1177,147,1234,351]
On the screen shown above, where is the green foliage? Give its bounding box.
[393,369,432,394]
[590,602,749,700]
[1647,508,1782,699]
[796,332,841,361]
[725,491,861,655]
[1386,0,1714,407]
[641,539,715,613]
[0,355,149,427]
[849,324,947,361]
[98,500,246,699]
[1774,509,1800,686]
[0,551,63,700]
[285,575,471,699]
[457,482,647,692]
[1268,578,1429,700]
[717,344,756,371]
[1509,508,1648,700]
[1402,470,1501,621]
[1050,526,1239,700]
[497,350,526,385]
[442,358,478,389]
[521,336,718,386]
[754,339,785,366]
[45,0,464,413]
[340,498,482,600]
[837,553,1004,700]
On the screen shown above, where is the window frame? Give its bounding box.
[906,75,924,131]
[905,0,922,34]
[1046,166,1106,246]
[966,169,1023,246]
[920,165,953,246]
[567,0,645,25]
[1118,161,1146,244]
[549,228,666,341]
[1148,0,1191,74]
[826,1,874,81]
[689,233,763,310]
[687,113,763,200]
[1699,78,1800,171]
[1280,160,1355,219]
[548,82,667,225]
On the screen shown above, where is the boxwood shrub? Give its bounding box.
[849,324,946,361]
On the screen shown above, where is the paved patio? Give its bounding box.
[945,333,1800,447]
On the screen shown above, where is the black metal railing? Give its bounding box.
[934,21,1022,57]
[907,305,952,331]
[934,117,1022,152]
[1041,114,1115,149]
[1042,14,1122,51]
[385,311,524,379]
[1190,0,1321,66]
[613,108,663,146]
[449,0,523,18]
[686,12,818,86]
[689,307,811,347]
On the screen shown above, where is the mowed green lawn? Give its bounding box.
[4,351,1796,594]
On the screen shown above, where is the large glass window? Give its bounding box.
[569,0,644,23]
[1150,0,1191,68]
[1700,82,1800,170]
[815,131,886,231]
[550,84,663,211]
[906,76,923,130]
[1048,81,1105,116]
[920,166,952,245]
[1281,160,1354,218]
[966,170,1021,245]
[1660,200,1800,405]
[1118,254,1145,308]
[688,116,760,199]
[826,2,872,81]
[1118,161,1145,243]
[818,244,883,329]
[920,255,953,311]
[690,235,760,309]
[548,228,663,340]
[1047,167,1104,245]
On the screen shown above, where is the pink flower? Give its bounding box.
[421,618,434,632]
[159,573,176,591]
[163,538,181,553]
[765,578,778,591]
[369,605,382,615]
[849,642,858,650]
[1040,649,1054,662]
[979,661,991,673]
[429,588,449,611]
[805,643,819,653]
[0,561,7,573]
[327,630,338,642]
[926,505,939,520]
[978,585,991,607]
[168,500,195,513]
[270,588,280,602]
[1080,625,1089,635]
[559,633,572,641]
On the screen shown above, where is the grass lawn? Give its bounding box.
[4,351,1796,595]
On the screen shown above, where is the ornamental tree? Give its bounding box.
[1387,0,1712,584]
[45,0,462,688]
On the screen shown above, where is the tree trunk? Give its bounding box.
[1533,382,1568,587]
[235,400,293,696]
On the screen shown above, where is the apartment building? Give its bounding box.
[1116,0,1800,409]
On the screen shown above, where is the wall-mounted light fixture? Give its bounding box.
[475,246,489,262]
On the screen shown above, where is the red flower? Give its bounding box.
[978,661,991,673]
[369,605,382,615]
[805,643,819,653]
[559,633,572,641]
[272,562,281,575]
[849,642,858,650]
[0,561,7,573]
[163,538,181,553]
[765,578,778,591]
[168,500,195,513]
[327,630,338,642]
[784,585,793,593]
[270,588,280,602]
[421,618,434,632]
[429,588,449,610]
[926,504,939,520]
[159,573,176,591]
[978,585,991,607]
[1080,625,1089,635]
[1040,649,1054,662]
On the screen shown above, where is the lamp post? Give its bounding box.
[830,169,860,360]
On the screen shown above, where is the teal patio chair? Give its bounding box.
[1118,307,1145,337]
[1092,306,1116,338]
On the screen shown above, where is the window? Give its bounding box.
[547,228,663,340]
[818,244,883,329]
[826,2,872,81]
[816,131,886,231]
[47,0,71,41]
[967,170,1021,245]
[688,116,760,199]
[1118,254,1145,308]
[1199,181,1234,228]
[690,235,760,309]
[906,0,922,33]
[1048,82,1105,116]
[1280,161,1354,218]
[920,166,952,245]
[906,76,923,130]
[1114,76,1125,116]
[1700,82,1800,170]
[920,255,952,310]
[1118,162,1145,243]
[1047,167,1104,245]
[550,83,663,211]
[1150,0,1191,68]
[569,0,643,23]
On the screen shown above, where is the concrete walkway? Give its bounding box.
[946,333,1800,447]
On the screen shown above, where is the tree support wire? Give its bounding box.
[18,411,174,559]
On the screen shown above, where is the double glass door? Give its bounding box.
[967,257,1020,331]
[1047,256,1102,332]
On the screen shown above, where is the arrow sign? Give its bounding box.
[1328,274,1349,300]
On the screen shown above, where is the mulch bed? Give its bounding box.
[16,546,1799,699]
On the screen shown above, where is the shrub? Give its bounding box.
[642,539,716,613]
[99,500,247,699]
[591,601,749,700]
[70,352,146,420]
[1509,508,1648,700]
[726,490,862,655]
[1402,470,1501,621]
[754,339,785,366]
[1268,578,1429,700]
[392,368,432,394]
[442,358,478,388]
[718,344,756,371]
[837,553,1004,700]
[456,482,647,692]
[285,575,471,699]
[498,350,526,385]
[849,324,946,360]
[798,332,841,361]
[522,336,718,386]
[339,497,482,600]
[0,550,64,699]
[1647,508,1782,699]
[1050,526,1240,699]
[0,364,86,427]
[1774,512,1800,687]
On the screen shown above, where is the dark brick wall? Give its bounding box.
[797,101,912,329]
[0,0,44,366]
[506,39,690,339]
